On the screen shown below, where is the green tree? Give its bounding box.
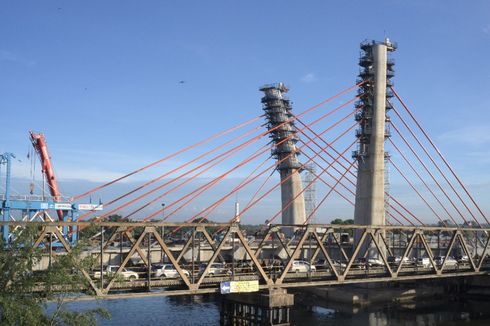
[330,218,354,225]
[0,226,110,325]
[330,218,344,225]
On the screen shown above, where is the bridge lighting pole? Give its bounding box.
[353,39,396,256]
[260,83,306,236]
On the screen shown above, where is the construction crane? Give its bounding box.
[1,133,103,244]
[29,131,64,221]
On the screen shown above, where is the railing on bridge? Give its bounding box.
[1,221,489,298]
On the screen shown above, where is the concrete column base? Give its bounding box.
[220,289,294,325]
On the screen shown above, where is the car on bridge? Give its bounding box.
[315,259,346,271]
[434,256,458,267]
[456,255,470,264]
[387,256,411,265]
[93,265,139,281]
[289,260,316,273]
[353,257,385,269]
[152,264,190,278]
[416,257,433,268]
[199,262,232,276]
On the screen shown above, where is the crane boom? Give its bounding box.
[29,131,64,221]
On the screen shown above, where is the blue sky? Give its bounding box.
[1,1,489,224]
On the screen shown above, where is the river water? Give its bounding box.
[50,294,490,326]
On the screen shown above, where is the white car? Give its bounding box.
[434,256,458,267]
[457,255,470,264]
[388,256,410,264]
[416,257,432,268]
[152,264,190,278]
[200,263,231,276]
[367,258,385,267]
[94,265,139,281]
[290,260,316,273]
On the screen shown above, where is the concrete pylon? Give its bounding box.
[353,39,396,255]
[260,83,306,236]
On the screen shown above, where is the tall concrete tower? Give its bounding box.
[353,39,396,229]
[260,83,306,230]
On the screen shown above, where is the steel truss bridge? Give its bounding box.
[4,221,490,298]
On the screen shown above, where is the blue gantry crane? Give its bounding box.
[0,132,103,245]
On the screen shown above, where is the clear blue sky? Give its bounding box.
[1,1,489,223]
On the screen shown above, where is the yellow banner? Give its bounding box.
[229,280,259,293]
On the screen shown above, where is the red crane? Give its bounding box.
[29,131,64,221]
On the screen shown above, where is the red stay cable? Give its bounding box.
[391,121,471,226]
[256,133,358,225]
[389,135,459,226]
[78,123,263,221]
[75,81,362,204]
[303,158,357,225]
[391,102,481,225]
[155,143,271,222]
[191,123,359,227]
[125,142,270,220]
[296,120,418,225]
[389,156,447,226]
[169,98,361,226]
[73,116,261,201]
[88,92,361,223]
[296,117,360,182]
[391,87,488,224]
[91,129,269,223]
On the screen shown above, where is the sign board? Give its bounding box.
[78,204,104,211]
[220,280,259,294]
[53,203,73,210]
[220,281,231,294]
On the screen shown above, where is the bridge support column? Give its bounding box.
[220,288,294,325]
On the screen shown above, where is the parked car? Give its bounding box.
[368,257,385,267]
[94,265,138,281]
[289,260,316,273]
[387,256,410,264]
[152,264,190,278]
[434,256,458,267]
[199,262,231,276]
[456,255,470,264]
[354,257,385,268]
[416,257,432,268]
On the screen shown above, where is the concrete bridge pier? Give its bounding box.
[220,288,294,325]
